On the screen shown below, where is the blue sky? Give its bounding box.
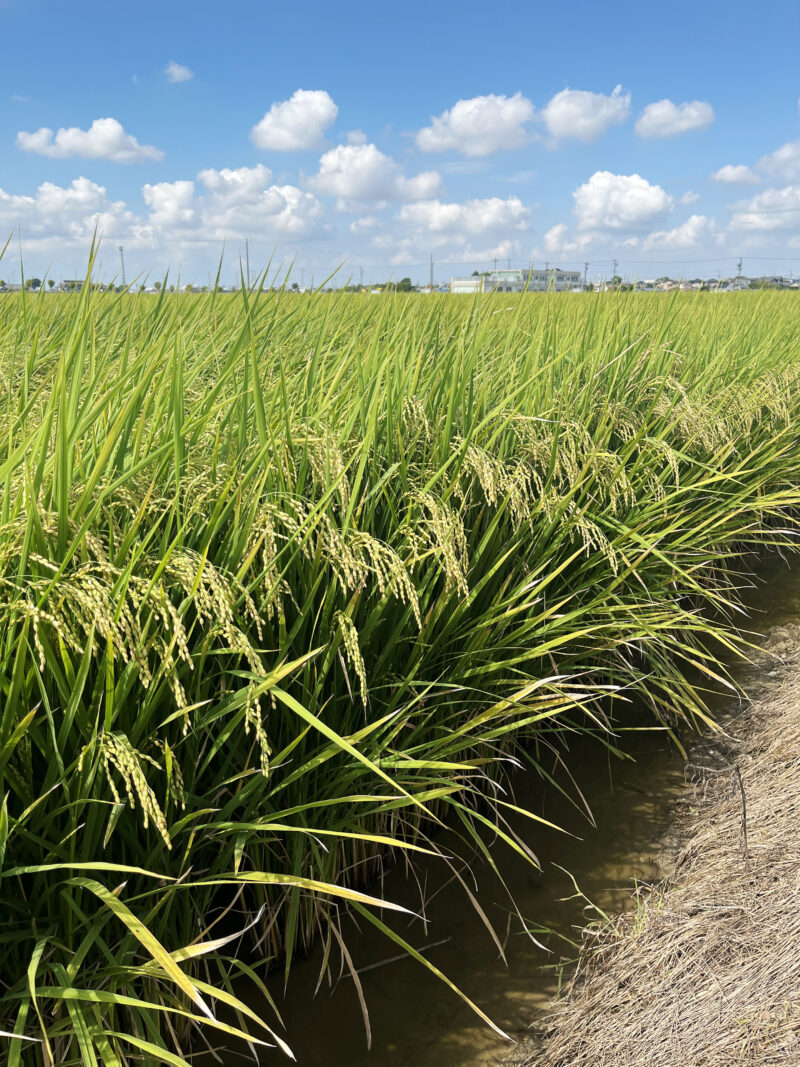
[2,0,800,285]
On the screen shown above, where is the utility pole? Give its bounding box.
[493,257,498,271]
[118,246,126,287]
[737,256,743,280]
[612,258,618,279]
[430,253,434,292]
[584,261,589,288]
[506,257,511,269]
[245,240,251,289]
[360,265,364,290]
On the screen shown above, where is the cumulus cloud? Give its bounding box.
[757,140,800,181]
[374,232,523,267]
[251,89,338,151]
[711,164,760,184]
[681,190,701,204]
[573,171,674,231]
[643,214,716,249]
[416,93,535,156]
[543,223,581,253]
[635,99,714,138]
[16,117,163,163]
[728,185,800,232]
[396,196,530,234]
[541,85,630,142]
[197,164,273,200]
[140,166,324,241]
[198,167,322,237]
[307,143,440,209]
[142,181,197,227]
[384,197,530,264]
[0,177,132,244]
[165,61,193,83]
[2,165,324,268]
[346,129,367,145]
[349,216,379,234]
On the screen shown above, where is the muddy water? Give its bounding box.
[218,560,800,1067]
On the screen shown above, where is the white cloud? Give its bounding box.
[142,181,197,228]
[396,196,531,235]
[197,164,273,200]
[251,89,338,151]
[0,177,132,244]
[139,166,324,241]
[165,61,193,83]
[541,85,630,142]
[757,140,800,181]
[416,93,535,156]
[16,117,163,163]
[349,216,379,234]
[729,185,800,232]
[0,166,323,267]
[385,197,531,265]
[308,143,440,209]
[543,223,579,253]
[635,99,714,139]
[711,164,760,184]
[573,171,674,231]
[643,214,716,249]
[346,129,367,145]
[197,167,322,237]
[681,190,701,204]
[375,232,523,267]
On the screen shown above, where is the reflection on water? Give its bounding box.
[203,558,800,1067]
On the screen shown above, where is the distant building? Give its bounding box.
[449,277,482,294]
[481,268,582,293]
[60,280,84,292]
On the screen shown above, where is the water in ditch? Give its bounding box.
[203,558,800,1067]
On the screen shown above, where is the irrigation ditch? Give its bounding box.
[195,556,800,1066]
[509,574,800,1066]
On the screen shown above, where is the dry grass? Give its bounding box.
[521,623,800,1066]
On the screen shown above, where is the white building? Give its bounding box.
[449,277,482,294]
[481,268,582,292]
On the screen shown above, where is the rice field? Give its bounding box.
[1,276,799,1064]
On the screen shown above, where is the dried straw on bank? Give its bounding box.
[523,624,800,1067]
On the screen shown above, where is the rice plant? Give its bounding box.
[1,266,799,1064]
